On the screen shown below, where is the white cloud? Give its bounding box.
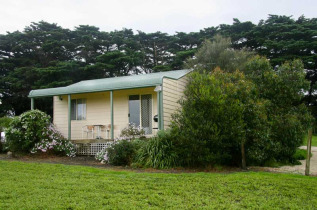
[0,0,316,34]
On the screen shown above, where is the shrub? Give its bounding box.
[0,117,13,152]
[5,110,51,153]
[172,57,313,167]
[119,123,145,140]
[135,130,178,169]
[95,148,109,163]
[30,124,76,157]
[244,58,313,164]
[293,149,308,161]
[106,140,143,166]
[5,110,76,156]
[0,117,13,132]
[172,70,266,166]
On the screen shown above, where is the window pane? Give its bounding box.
[71,100,76,120]
[77,99,84,120]
[129,95,140,126]
[82,99,86,120]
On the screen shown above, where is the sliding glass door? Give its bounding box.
[129,94,152,134]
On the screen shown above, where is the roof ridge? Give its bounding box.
[68,69,188,86]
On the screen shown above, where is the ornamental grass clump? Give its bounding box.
[135,130,179,169]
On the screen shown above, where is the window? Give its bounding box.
[128,95,140,126]
[71,99,86,120]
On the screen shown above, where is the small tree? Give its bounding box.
[185,35,254,73]
[171,69,268,166]
[244,57,313,163]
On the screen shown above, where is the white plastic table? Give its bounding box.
[93,125,104,139]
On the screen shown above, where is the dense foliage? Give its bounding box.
[135,130,178,169]
[243,57,313,164]
[171,53,313,166]
[186,35,254,72]
[5,110,75,156]
[30,124,76,157]
[5,110,52,152]
[0,117,13,132]
[171,70,267,166]
[95,125,145,165]
[0,117,12,151]
[1,15,317,116]
[106,140,142,166]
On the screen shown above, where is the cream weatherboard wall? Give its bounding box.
[162,75,188,129]
[53,87,158,140]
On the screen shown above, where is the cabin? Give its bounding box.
[28,70,190,144]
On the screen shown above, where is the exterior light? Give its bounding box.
[154,85,162,92]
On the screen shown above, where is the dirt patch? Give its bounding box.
[0,153,244,174]
[2,148,316,175]
[250,146,317,176]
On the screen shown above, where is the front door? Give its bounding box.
[129,94,152,134]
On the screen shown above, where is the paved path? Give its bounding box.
[256,146,317,176]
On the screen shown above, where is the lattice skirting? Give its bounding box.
[75,142,113,156]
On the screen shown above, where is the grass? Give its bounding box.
[0,161,317,209]
[303,135,317,147]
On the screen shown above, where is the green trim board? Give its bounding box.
[28,70,190,98]
[31,98,34,110]
[159,91,164,129]
[156,91,161,130]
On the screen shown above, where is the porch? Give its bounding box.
[50,87,161,140]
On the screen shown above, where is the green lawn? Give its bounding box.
[303,135,317,147]
[0,161,316,209]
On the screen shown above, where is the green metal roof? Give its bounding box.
[28,69,190,98]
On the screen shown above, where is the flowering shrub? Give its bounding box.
[95,124,145,164]
[6,110,76,157]
[119,123,145,140]
[95,148,109,164]
[95,140,144,166]
[30,125,76,157]
[6,110,51,153]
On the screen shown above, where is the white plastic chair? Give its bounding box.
[82,125,94,139]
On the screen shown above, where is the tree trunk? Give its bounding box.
[305,129,312,176]
[241,142,247,170]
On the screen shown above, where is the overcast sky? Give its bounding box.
[0,0,316,35]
